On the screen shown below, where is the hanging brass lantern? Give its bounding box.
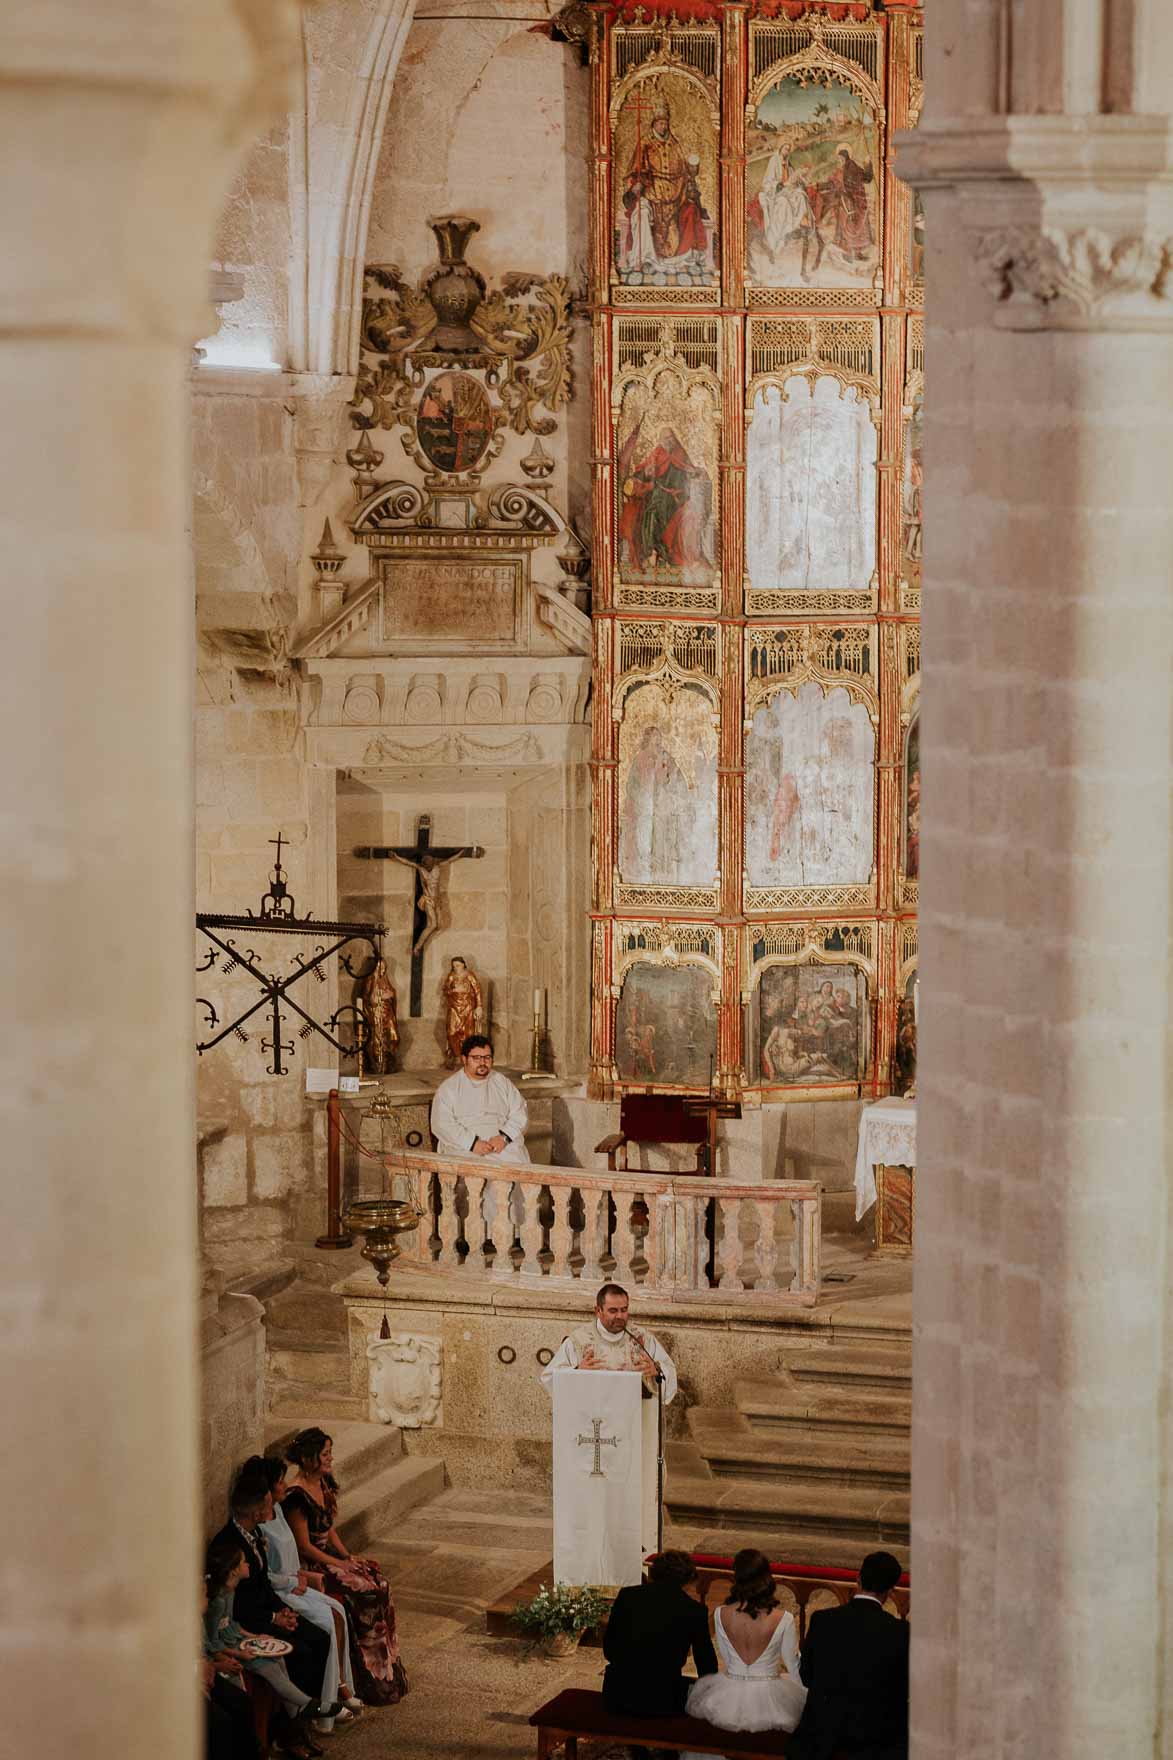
[341,1195,422,1288]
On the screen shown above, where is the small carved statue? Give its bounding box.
[361,957,400,1075]
[441,955,484,1068]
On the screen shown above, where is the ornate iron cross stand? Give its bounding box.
[196,833,385,1076]
[352,812,484,1017]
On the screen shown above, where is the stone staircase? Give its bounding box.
[260,1242,367,1420]
[667,1321,911,1569]
[263,1417,445,1549]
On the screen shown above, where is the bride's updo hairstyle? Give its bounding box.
[288,1427,331,1471]
[725,1547,779,1619]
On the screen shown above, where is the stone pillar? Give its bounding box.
[899,3,1173,1755]
[0,6,298,1758]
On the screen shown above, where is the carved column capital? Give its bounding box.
[973,225,1173,331]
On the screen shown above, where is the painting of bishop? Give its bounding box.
[618,681,719,888]
[616,377,718,589]
[614,75,718,287]
[758,963,867,1086]
[615,963,717,1088]
[745,681,875,891]
[901,392,923,591]
[747,74,880,292]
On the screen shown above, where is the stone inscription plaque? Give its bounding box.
[378,558,523,652]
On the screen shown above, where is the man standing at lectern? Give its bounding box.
[540,1283,678,1402]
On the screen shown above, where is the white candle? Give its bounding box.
[533,987,542,1023]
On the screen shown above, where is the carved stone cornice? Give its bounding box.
[895,114,1173,331]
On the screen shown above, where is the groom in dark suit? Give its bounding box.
[787,1550,909,1760]
[602,1549,718,1721]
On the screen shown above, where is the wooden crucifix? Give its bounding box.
[353,813,484,1016]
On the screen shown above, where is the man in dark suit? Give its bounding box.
[787,1551,909,1760]
[602,1549,718,1725]
[210,1477,333,1706]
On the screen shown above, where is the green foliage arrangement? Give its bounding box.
[512,1581,609,1641]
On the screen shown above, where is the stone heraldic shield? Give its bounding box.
[551,1368,645,1589]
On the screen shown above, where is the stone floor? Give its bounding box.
[323,1485,708,1760]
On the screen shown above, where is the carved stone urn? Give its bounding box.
[423,215,486,356]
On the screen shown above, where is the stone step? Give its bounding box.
[687,1411,909,1492]
[267,1336,351,1390]
[734,1378,911,1437]
[266,1381,367,1422]
[784,1346,912,1394]
[666,1470,909,1546]
[821,1190,870,1237]
[265,1418,404,1490]
[287,1241,366,1288]
[339,1456,446,1549]
[265,1281,348,1339]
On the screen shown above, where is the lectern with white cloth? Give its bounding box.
[550,1369,655,1588]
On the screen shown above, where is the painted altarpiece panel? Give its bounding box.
[614,960,718,1089]
[755,961,868,1088]
[746,42,884,304]
[614,350,720,599]
[616,678,719,896]
[899,316,924,610]
[746,375,878,600]
[612,61,719,292]
[903,714,920,884]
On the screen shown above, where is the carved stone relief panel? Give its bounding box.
[367,1331,442,1428]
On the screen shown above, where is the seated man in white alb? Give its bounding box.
[430,1034,531,1166]
[540,1281,677,1402]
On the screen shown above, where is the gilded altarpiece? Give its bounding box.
[588,0,921,1102]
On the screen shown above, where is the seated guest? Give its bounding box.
[209,1474,336,1715]
[203,1534,332,1760]
[430,1034,530,1164]
[250,1453,363,1730]
[283,1427,408,1706]
[682,1547,806,1757]
[602,1549,718,1720]
[787,1550,909,1760]
[201,1571,261,1760]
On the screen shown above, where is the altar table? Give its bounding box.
[854,1097,917,1252]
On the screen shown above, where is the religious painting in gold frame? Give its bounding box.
[743,921,875,1101]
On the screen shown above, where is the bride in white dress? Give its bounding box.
[683,1549,807,1758]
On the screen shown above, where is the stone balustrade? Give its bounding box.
[370,1151,821,1306]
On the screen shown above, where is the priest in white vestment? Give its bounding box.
[540,1282,678,1402]
[429,1034,531,1166]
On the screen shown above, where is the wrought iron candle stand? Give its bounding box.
[196,832,385,1075]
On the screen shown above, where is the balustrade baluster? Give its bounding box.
[462,1173,488,1274]
[613,1190,641,1285]
[518,1179,545,1278]
[582,1186,610,1281]
[548,1183,575,1280]
[482,1173,507,1275]
[754,1197,781,1292]
[432,1170,461,1269]
[723,1198,746,1292]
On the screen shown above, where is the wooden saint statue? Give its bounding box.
[361,957,400,1075]
[441,956,484,1068]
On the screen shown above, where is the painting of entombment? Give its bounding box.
[745,681,875,889]
[747,75,880,291]
[415,371,494,475]
[758,963,867,1085]
[616,375,718,589]
[615,963,717,1088]
[613,74,718,287]
[746,376,877,595]
[618,680,719,887]
[904,716,920,878]
[893,971,917,1095]
[901,392,923,589]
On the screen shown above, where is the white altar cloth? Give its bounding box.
[854,1097,917,1220]
[551,1369,647,1588]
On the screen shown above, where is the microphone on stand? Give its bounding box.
[623,1324,664,1383]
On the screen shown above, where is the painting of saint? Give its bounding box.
[893,974,917,1095]
[758,963,866,1086]
[618,681,718,888]
[415,371,493,475]
[747,76,880,291]
[904,717,920,879]
[615,375,719,589]
[616,963,717,1088]
[745,681,875,890]
[901,393,923,589]
[746,375,877,595]
[613,77,718,287]
[909,189,925,284]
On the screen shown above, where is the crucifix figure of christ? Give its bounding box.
[353,812,484,1017]
[576,1416,619,1479]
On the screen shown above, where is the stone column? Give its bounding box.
[899,3,1173,1755]
[0,6,298,1758]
